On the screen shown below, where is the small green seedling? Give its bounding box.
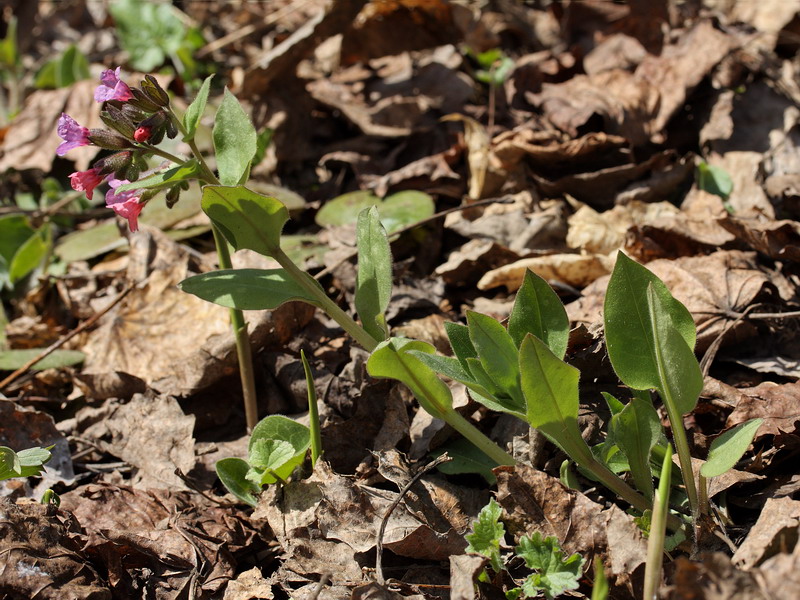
[216,415,310,507]
[466,499,584,600]
[0,445,52,481]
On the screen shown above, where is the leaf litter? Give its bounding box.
[4,1,800,598]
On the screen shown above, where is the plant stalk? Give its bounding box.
[444,408,515,466]
[301,349,322,466]
[660,389,699,521]
[643,443,673,600]
[212,224,259,431]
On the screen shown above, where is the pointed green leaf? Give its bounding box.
[610,396,661,500]
[180,268,321,310]
[519,334,591,463]
[700,419,763,478]
[602,392,625,416]
[444,321,478,373]
[183,74,213,140]
[216,457,260,507]
[355,206,392,341]
[467,311,522,401]
[648,285,703,415]
[0,349,85,370]
[201,185,288,256]
[213,88,257,185]
[508,270,569,358]
[367,338,453,419]
[604,252,696,390]
[432,438,497,484]
[9,226,49,283]
[115,160,201,194]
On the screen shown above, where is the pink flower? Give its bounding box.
[133,125,152,143]
[94,67,133,103]
[56,113,90,156]
[106,179,144,232]
[69,167,106,200]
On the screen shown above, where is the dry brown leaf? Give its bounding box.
[733,496,800,569]
[222,568,276,600]
[726,382,800,438]
[434,239,522,287]
[449,554,487,600]
[669,553,766,600]
[0,80,101,172]
[442,113,490,200]
[0,498,110,600]
[719,216,800,262]
[478,253,611,292]
[495,464,647,595]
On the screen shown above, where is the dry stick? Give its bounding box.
[375,453,453,586]
[0,283,136,392]
[314,195,515,281]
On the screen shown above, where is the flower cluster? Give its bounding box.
[57,69,177,232]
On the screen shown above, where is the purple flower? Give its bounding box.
[69,166,106,200]
[106,179,144,232]
[94,67,133,103]
[56,113,91,156]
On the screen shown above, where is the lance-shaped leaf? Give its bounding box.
[519,334,592,463]
[700,419,763,478]
[508,270,569,358]
[216,458,260,507]
[213,88,257,186]
[610,396,662,500]
[604,252,696,390]
[183,74,213,141]
[201,185,288,257]
[355,206,392,341]
[444,321,477,372]
[367,338,453,419]
[180,268,322,310]
[115,160,201,194]
[467,311,523,407]
[647,284,703,415]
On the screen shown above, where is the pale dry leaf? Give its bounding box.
[478,253,611,292]
[733,496,800,569]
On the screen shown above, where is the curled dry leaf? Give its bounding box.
[733,496,800,570]
[478,253,612,292]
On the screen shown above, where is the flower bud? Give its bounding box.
[88,129,133,150]
[166,118,178,139]
[127,88,161,112]
[134,111,167,145]
[100,105,136,139]
[120,103,150,122]
[141,75,170,107]
[123,161,140,182]
[165,185,181,208]
[94,151,133,176]
[134,126,152,143]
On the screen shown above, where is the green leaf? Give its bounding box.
[591,557,609,600]
[17,446,52,467]
[610,396,662,501]
[247,415,310,485]
[355,206,392,341]
[179,268,321,310]
[183,74,213,141]
[109,0,189,71]
[54,223,125,263]
[432,438,497,484]
[465,498,505,573]
[601,392,625,416]
[367,337,453,419]
[216,457,261,507]
[116,161,201,194]
[519,334,591,464]
[444,321,478,373]
[201,185,288,257]
[508,270,569,358]
[516,532,584,600]
[316,190,434,234]
[647,284,703,415]
[0,445,51,481]
[0,16,17,69]
[0,349,85,370]
[9,226,49,283]
[467,311,523,406]
[696,162,733,200]
[604,252,696,391]
[0,215,34,265]
[700,419,763,478]
[34,45,90,89]
[213,89,257,186]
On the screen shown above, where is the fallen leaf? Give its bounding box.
[478,252,611,292]
[495,464,648,595]
[733,496,800,569]
[726,382,800,438]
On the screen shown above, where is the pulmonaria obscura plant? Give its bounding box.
[57,68,180,232]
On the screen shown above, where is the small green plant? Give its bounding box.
[696,161,733,201]
[0,445,52,481]
[216,415,311,507]
[34,44,90,89]
[466,499,585,600]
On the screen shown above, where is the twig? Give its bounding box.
[0,283,136,392]
[374,453,452,585]
[308,573,331,600]
[314,195,515,280]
